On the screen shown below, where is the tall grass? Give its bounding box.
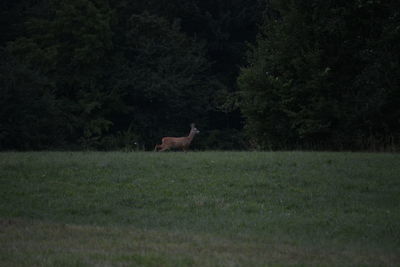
[1,151,399,266]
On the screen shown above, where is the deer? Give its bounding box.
[154,123,200,152]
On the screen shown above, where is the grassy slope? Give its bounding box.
[0,151,399,266]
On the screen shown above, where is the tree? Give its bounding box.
[8,0,118,148]
[0,48,63,149]
[112,0,265,133]
[113,13,213,148]
[239,0,400,150]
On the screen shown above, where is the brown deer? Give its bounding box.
[154,123,200,152]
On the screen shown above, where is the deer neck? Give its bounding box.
[187,129,196,142]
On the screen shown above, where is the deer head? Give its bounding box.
[190,123,200,135]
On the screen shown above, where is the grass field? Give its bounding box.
[1,151,399,266]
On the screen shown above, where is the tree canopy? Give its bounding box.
[1,0,399,151]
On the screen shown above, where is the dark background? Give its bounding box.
[1,0,399,151]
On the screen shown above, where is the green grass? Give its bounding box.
[1,151,399,266]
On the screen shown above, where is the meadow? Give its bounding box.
[1,151,399,266]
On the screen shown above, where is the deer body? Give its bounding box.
[154,124,200,152]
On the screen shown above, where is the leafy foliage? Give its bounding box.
[1,0,263,150]
[239,0,400,150]
[0,48,63,149]
[1,0,399,150]
[5,0,117,148]
[113,13,213,147]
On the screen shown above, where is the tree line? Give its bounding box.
[1,0,399,151]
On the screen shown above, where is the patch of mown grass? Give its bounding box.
[1,151,399,266]
[1,219,397,266]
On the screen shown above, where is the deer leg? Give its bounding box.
[158,146,169,152]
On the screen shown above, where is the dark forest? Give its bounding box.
[1,0,399,151]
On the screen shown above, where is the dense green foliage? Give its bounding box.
[1,151,399,265]
[239,0,400,150]
[1,0,262,150]
[1,0,399,150]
